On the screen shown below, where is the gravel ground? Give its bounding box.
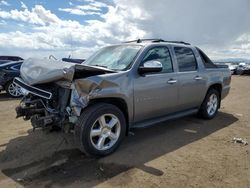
[0,76,249,188]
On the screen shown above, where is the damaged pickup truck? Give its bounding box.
[14,39,231,156]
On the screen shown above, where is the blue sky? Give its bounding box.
[0,0,250,60]
[1,0,111,23]
[0,0,111,32]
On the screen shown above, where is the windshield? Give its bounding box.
[83,45,142,71]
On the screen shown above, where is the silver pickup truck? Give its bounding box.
[14,39,231,156]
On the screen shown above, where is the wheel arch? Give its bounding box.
[89,97,130,135]
[4,79,13,90]
[206,83,222,108]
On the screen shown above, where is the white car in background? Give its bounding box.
[225,63,238,74]
[235,63,250,75]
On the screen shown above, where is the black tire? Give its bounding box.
[198,89,220,120]
[74,103,126,156]
[5,81,22,98]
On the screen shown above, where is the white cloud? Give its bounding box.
[111,0,250,60]
[20,1,27,9]
[0,31,62,49]
[0,3,146,58]
[58,7,102,16]
[58,0,109,16]
[76,5,101,11]
[0,5,81,27]
[0,0,250,60]
[0,5,58,25]
[0,0,10,6]
[0,19,6,25]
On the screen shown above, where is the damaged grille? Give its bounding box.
[14,77,52,99]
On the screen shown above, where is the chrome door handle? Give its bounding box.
[194,76,203,80]
[167,79,177,84]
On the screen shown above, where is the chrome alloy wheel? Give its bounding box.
[90,114,121,151]
[206,93,218,116]
[8,82,22,97]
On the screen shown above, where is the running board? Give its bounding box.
[132,108,199,129]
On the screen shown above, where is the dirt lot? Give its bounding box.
[0,76,249,188]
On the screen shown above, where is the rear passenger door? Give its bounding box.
[174,47,206,110]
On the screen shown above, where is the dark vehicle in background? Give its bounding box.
[226,63,238,75]
[0,61,23,97]
[49,55,85,64]
[235,63,250,75]
[0,56,23,64]
[62,58,85,64]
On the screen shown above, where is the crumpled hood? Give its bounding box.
[20,58,115,85]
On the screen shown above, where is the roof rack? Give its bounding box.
[124,38,191,45]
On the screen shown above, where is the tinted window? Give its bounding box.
[142,47,173,73]
[174,47,197,72]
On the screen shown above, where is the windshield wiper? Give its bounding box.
[93,64,108,68]
[90,64,117,72]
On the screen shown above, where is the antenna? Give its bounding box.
[70,34,73,58]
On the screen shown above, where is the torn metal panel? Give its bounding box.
[70,77,119,116]
[20,58,116,86]
[74,76,118,94]
[21,58,75,85]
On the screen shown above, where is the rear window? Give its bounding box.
[174,47,197,72]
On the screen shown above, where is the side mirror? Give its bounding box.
[138,60,163,74]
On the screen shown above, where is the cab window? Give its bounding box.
[174,47,197,72]
[142,46,173,73]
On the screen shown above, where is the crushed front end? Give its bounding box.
[13,58,116,131]
[15,78,72,130]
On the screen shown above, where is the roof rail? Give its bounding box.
[163,40,191,45]
[124,38,190,45]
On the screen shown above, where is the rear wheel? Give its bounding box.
[5,81,22,98]
[74,103,126,156]
[198,89,220,119]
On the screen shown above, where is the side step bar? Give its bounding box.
[132,108,199,129]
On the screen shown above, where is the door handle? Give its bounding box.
[167,79,177,84]
[194,76,203,80]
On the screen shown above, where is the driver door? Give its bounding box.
[133,46,179,123]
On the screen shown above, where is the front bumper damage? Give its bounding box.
[14,76,119,129]
[14,78,52,99]
[15,99,60,129]
[14,58,118,130]
[14,77,59,129]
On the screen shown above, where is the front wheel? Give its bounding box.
[74,103,126,156]
[5,81,23,98]
[198,89,220,119]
